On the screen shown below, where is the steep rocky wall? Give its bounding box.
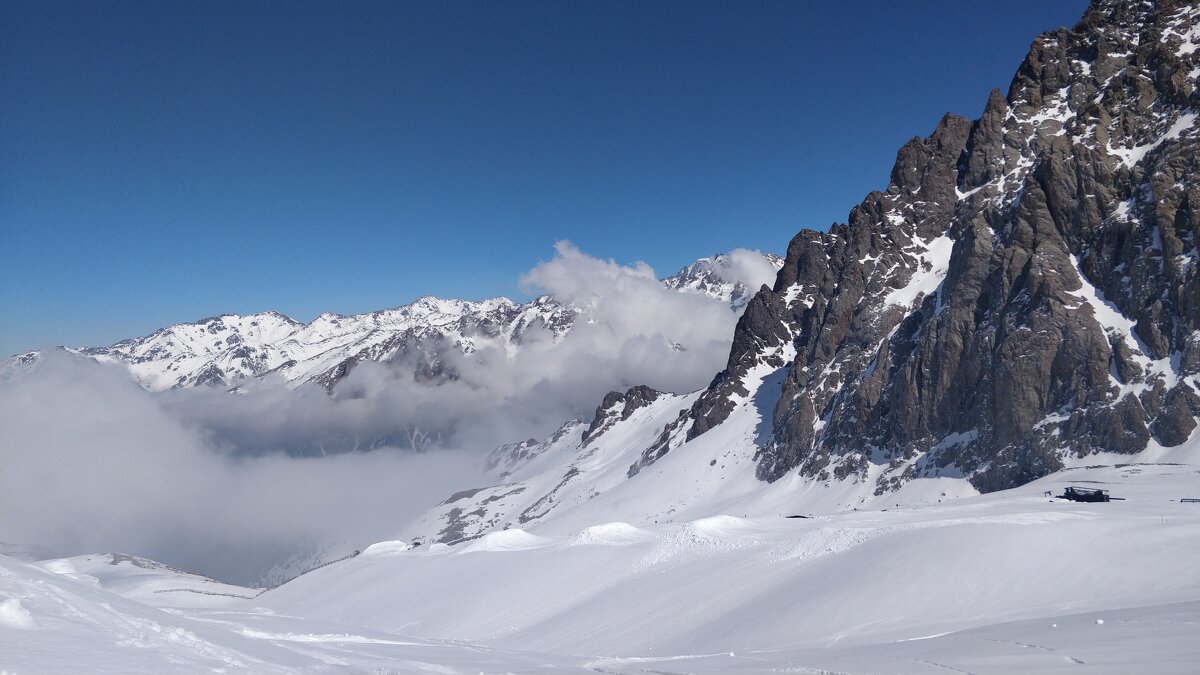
[635,0,1200,492]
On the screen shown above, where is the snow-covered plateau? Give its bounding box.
[2,461,1198,674]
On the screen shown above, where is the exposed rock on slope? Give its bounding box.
[407,387,696,544]
[582,385,663,444]
[636,0,1200,492]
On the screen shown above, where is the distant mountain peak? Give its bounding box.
[663,251,785,310]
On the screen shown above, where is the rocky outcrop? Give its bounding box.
[583,385,663,445]
[484,419,584,480]
[634,0,1200,493]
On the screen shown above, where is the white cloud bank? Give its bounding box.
[0,353,483,584]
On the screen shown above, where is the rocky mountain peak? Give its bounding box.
[664,251,785,310]
[633,0,1200,492]
[583,385,663,446]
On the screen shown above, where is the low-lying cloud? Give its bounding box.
[161,242,763,455]
[718,248,780,295]
[0,243,776,583]
[0,353,483,584]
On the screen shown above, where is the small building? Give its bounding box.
[1058,486,1111,502]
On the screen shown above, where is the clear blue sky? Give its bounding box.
[1,0,1089,356]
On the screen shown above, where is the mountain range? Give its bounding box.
[6,252,782,393]
[7,0,1199,536]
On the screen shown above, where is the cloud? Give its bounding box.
[0,243,751,582]
[519,240,659,302]
[0,353,483,584]
[722,247,779,292]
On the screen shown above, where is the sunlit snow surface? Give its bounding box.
[4,461,1198,674]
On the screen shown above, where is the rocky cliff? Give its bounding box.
[634,0,1200,492]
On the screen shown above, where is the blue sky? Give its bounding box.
[0,0,1089,356]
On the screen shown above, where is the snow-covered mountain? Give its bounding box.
[407,0,1200,542]
[663,251,785,309]
[82,296,572,392]
[5,252,781,393]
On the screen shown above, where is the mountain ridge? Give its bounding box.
[7,251,781,393]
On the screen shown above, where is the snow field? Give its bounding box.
[3,460,1197,673]
[266,463,1200,660]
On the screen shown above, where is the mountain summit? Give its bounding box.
[638,0,1200,492]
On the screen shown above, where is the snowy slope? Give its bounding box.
[263,462,1200,668]
[34,553,260,608]
[5,461,1198,674]
[0,554,595,674]
[404,390,702,545]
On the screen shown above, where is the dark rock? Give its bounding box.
[1152,386,1200,447]
[583,385,663,446]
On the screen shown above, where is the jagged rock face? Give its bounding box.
[637,0,1200,493]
